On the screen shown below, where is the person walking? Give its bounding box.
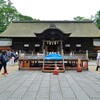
[9,56,15,66]
[0,50,9,75]
[0,56,2,72]
[96,50,100,71]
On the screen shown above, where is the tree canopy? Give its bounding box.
[0,0,100,33]
[94,10,100,29]
[73,11,100,29]
[73,16,92,21]
[0,0,38,33]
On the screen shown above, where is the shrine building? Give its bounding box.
[0,20,100,57]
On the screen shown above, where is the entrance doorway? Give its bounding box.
[47,45,59,52]
[45,40,60,53]
[35,28,71,54]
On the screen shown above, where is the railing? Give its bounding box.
[19,50,97,60]
[65,52,97,60]
[88,52,97,60]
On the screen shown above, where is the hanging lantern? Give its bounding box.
[46,41,47,44]
[52,41,54,45]
[54,41,56,45]
[47,41,49,44]
[49,41,51,45]
[56,41,58,44]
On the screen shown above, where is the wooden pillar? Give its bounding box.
[62,49,65,70]
[42,49,45,71]
[42,40,45,53]
[45,44,48,53]
[61,40,63,54]
[31,51,33,55]
[19,50,21,58]
[86,50,88,59]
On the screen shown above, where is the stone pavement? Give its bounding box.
[0,62,18,77]
[0,60,100,100]
[88,60,100,74]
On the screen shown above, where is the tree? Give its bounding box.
[0,0,6,7]
[74,16,92,21]
[74,16,84,21]
[0,0,19,32]
[94,10,100,29]
[0,0,38,33]
[16,13,38,22]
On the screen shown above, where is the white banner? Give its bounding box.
[93,39,100,46]
[0,39,12,46]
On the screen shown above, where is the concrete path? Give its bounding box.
[0,60,100,100]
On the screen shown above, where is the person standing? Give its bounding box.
[9,56,15,66]
[96,50,100,71]
[0,50,9,75]
[0,55,2,71]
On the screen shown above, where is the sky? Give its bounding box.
[10,0,100,21]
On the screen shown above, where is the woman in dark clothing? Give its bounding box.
[0,58,2,71]
[0,50,8,75]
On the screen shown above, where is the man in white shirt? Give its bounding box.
[96,50,100,71]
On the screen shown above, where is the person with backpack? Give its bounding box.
[0,50,9,75]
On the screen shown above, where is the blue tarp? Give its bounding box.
[45,53,62,60]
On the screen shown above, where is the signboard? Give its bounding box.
[76,44,81,47]
[35,44,40,47]
[0,38,12,46]
[24,44,29,47]
[65,44,70,47]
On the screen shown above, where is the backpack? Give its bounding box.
[0,54,1,63]
[1,54,8,63]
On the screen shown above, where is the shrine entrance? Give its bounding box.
[47,45,58,52]
[35,27,71,53]
[45,40,60,52]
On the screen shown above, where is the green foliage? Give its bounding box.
[74,16,84,21]
[0,0,18,32]
[0,0,38,33]
[0,0,17,32]
[94,10,100,29]
[16,13,39,22]
[96,19,100,29]
[73,11,100,29]
[74,16,92,21]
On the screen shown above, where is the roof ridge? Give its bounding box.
[12,20,93,23]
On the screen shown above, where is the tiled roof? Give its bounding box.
[0,21,100,37]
